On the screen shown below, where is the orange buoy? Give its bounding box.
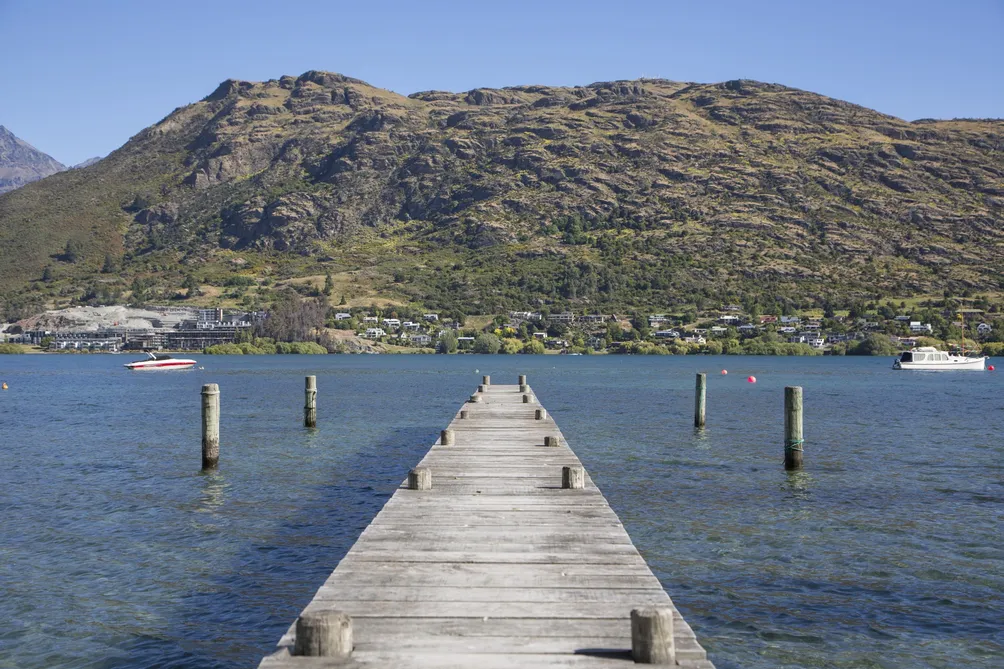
[1,382,7,390]
[747,375,756,383]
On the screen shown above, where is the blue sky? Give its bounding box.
[1,0,1001,165]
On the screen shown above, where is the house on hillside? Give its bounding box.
[655,330,680,339]
[909,321,933,334]
[334,312,351,320]
[410,334,432,346]
[363,328,385,338]
[423,314,439,321]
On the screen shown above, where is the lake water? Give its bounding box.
[0,355,1001,669]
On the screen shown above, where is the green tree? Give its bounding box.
[323,273,334,296]
[436,330,458,354]
[522,339,545,354]
[41,266,53,282]
[473,332,501,354]
[101,254,117,274]
[63,239,82,263]
[849,333,900,356]
[500,338,522,354]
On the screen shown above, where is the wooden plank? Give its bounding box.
[259,383,714,668]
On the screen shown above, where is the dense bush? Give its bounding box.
[0,343,25,354]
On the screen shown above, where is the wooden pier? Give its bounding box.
[259,381,714,668]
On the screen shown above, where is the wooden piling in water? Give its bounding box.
[304,375,317,428]
[784,386,804,470]
[201,383,219,469]
[293,611,352,658]
[631,607,675,664]
[694,373,706,428]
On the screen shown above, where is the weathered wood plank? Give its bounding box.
[259,383,714,668]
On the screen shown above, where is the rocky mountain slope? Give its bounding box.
[0,71,1001,314]
[0,125,65,194]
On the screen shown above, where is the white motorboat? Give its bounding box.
[893,346,987,371]
[124,352,197,370]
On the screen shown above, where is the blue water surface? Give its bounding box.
[0,354,1001,669]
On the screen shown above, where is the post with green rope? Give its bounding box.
[784,386,803,470]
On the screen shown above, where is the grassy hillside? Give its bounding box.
[1,71,1002,318]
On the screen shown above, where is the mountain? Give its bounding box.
[0,71,1001,317]
[0,125,65,195]
[72,157,103,169]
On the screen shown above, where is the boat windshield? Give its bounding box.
[900,352,913,362]
[152,353,173,361]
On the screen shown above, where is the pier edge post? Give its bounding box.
[441,428,455,446]
[784,386,804,470]
[293,611,352,658]
[459,409,469,419]
[535,408,547,420]
[544,435,560,447]
[561,465,584,489]
[631,607,675,664]
[469,393,482,403]
[518,374,527,386]
[408,467,432,490]
[482,375,490,386]
[201,383,220,469]
[694,372,706,428]
[304,375,317,428]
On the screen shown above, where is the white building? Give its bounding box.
[423,314,439,321]
[334,312,351,320]
[382,318,401,328]
[362,316,379,323]
[364,328,386,338]
[654,330,680,339]
[909,321,933,334]
[410,334,432,346]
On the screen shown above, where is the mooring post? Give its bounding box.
[459,409,469,419]
[535,408,547,420]
[478,384,487,393]
[694,372,706,428]
[631,607,675,664]
[784,386,804,469]
[469,393,482,403]
[441,428,454,446]
[201,383,219,469]
[519,384,529,393]
[518,374,526,386]
[482,375,490,386]
[293,611,353,658]
[304,375,317,428]
[522,394,533,403]
[562,465,584,489]
[408,467,432,490]
[544,435,560,447]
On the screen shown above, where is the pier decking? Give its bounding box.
[260,382,714,667]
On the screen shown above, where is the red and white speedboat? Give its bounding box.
[124,352,197,370]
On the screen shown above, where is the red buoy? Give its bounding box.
[989,365,996,371]
[747,375,757,383]
[721,370,728,375]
